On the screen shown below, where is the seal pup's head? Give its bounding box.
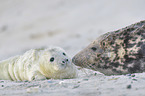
[39,47,77,79]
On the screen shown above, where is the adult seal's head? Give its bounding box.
[73,20,145,75]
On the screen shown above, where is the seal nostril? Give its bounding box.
[62,61,65,63]
[66,59,68,61]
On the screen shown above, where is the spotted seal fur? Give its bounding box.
[72,20,145,75]
[0,47,77,81]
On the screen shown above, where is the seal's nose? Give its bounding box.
[72,49,91,67]
[66,59,68,62]
[62,61,65,64]
[72,54,82,66]
[61,59,69,66]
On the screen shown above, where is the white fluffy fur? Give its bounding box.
[0,47,77,81]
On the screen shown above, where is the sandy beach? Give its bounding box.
[0,0,145,96]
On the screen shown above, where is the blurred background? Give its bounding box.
[0,0,145,60]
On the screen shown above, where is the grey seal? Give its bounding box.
[73,20,145,75]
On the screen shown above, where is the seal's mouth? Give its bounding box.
[60,63,67,68]
[72,56,79,66]
[60,58,69,68]
[72,48,95,69]
[72,53,87,67]
[54,63,67,71]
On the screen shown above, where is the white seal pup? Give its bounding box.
[0,47,77,81]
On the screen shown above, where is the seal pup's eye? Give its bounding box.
[63,53,66,56]
[50,57,54,62]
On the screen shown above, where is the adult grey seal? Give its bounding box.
[72,20,145,75]
[0,47,77,81]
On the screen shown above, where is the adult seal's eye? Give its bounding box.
[50,57,54,62]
